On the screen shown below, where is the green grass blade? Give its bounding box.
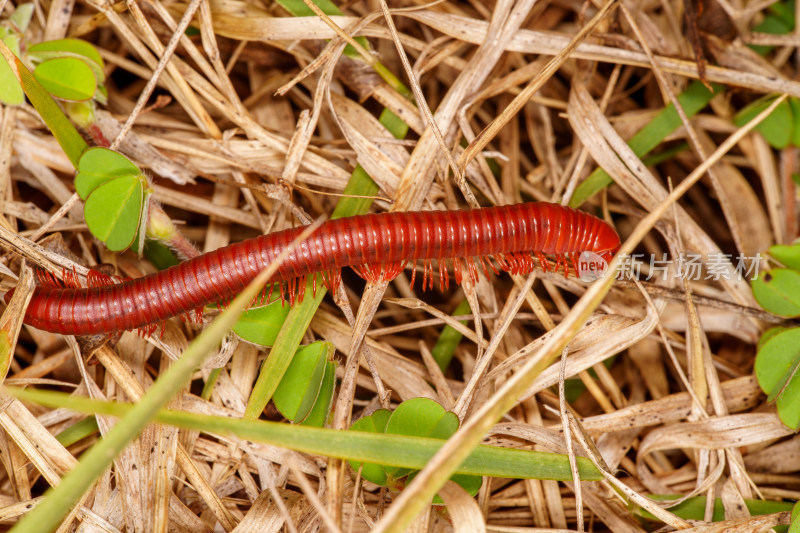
[54,416,98,447]
[431,298,471,372]
[8,265,276,533]
[570,81,717,207]
[244,283,326,420]
[10,387,603,482]
[634,494,794,522]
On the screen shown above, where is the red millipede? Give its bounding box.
[5,203,620,336]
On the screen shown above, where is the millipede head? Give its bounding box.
[592,221,621,264]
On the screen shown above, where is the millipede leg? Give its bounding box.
[570,252,580,277]
[453,257,463,285]
[321,270,340,292]
[87,269,115,287]
[382,260,407,283]
[62,267,82,288]
[36,268,64,288]
[496,254,509,273]
[535,252,549,272]
[298,275,307,303]
[502,253,514,274]
[467,257,479,284]
[553,254,566,276]
[328,270,341,293]
[513,252,532,275]
[288,277,297,305]
[351,264,368,282]
[487,256,500,276]
[479,256,496,279]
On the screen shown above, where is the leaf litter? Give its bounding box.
[0,0,798,531]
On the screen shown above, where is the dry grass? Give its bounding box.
[1,0,799,531]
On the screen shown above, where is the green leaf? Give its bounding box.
[28,38,104,70]
[385,399,482,497]
[777,366,800,429]
[301,360,336,427]
[767,0,795,27]
[75,147,141,199]
[349,409,392,485]
[752,269,800,317]
[385,398,459,440]
[0,54,22,105]
[143,239,180,270]
[570,81,717,207]
[755,328,800,428]
[232,294,292,346]
[0,31,23,105]
[34,57,96,101]
[790,98,800,147]
[12,51,89,167]
[84,175,144,251]
[790,501,800,533]
[756,328,800,400]
[406,470,483,500]
[734,95,793,149]
[0,28,21,56]
[384,398,457,478]
[354,398,482,498]
[449,473,482,497]
[27,39,106,101]
[749,1,794,55]
[769,243,800,271]
[273,341,333,422]
[758,327,790,352]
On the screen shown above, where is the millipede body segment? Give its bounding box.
[7,203,620,335]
